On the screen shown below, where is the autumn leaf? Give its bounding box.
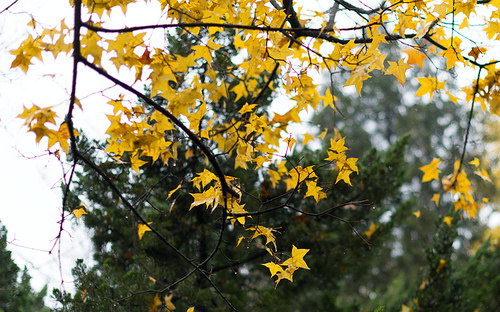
[413,210,421,218]
[248,225,277,250]
[386,59,412,86]
[149,294,162,312]
[164,293,176,311]
[432,193,440,207]
[402,48,425,69]
[281,245,310,270]
[138,222,153,240]
[420,158,441,182]
[443,217,453,227]
[469,157,480,167]
[72,207,87,220]
[415,76,446,99]
[364,222,379,239]
[304,180,327,203]
[436,259,447,272]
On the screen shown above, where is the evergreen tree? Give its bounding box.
[0,223,49,312]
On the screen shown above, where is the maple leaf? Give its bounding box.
[318,128,328,140]
[336,169,355,186]
[238,103,258,114]
[248,225,277,250]
[168,184,181,199]
[441,48,461,71]
[191,169,218,190]
[164,293,176,311]
[149,294,162,312]
[363,222,379,239]
[420,158,441,182]
[402,48,426,70]
[329,137,349,153]
[468,47,486,61]
[304,180,326,203]
[443,217,453,227]
[302,133,314,146]
[138,222,152,240]
[323,88,337,109]
[189,187,218,210]
[386,59,412,86]
[432,193,440,207]
[262,262,284,278]
[282,245,310,270]
[469,157,480,167]
[130,155,148,175]
[415,76,446,99]
[72,206,88,220]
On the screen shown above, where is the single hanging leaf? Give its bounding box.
[138,222,153,240]
[420,158,441,182]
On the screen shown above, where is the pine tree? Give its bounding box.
[0,223,49,312]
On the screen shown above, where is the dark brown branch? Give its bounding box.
[0,0,18,15]
[82,21,418,45]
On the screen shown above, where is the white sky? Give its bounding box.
[1,0,500,309]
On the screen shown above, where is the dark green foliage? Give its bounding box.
[0,223,49,312]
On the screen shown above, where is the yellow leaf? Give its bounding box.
[436,259,446,272]
[130,155,148,175]
[236,236,245,247]
[364,222,379,239]
[305,180,327,203]
[443,216,453,227]
[149,294,162,312]
[168,184,181,199]
[401,304,413,312]
[72,207,87,220]
[164,293,176,311]
[475,169,492,182]
[441,49,460,71]
[138,222,152,240]
[262,262,284,278]
[419,158,441,182]
[189,187,218,211]
[402,48,425,70]
[303,133,314,146]
[469,157,480,167]
[323,88,337,109]
[248,225,277,250]
[413,210,421,218]
[238,103,258,114]
[385,59,412,86]
[187,308,195,312]
[335,169,355,186]
[432,194,440,207]
[281,245,310,270]
[415,76,446,100]
[318,128,328,140]
[191,169,218,190]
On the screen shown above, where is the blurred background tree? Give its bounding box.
[0,222,49,312]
